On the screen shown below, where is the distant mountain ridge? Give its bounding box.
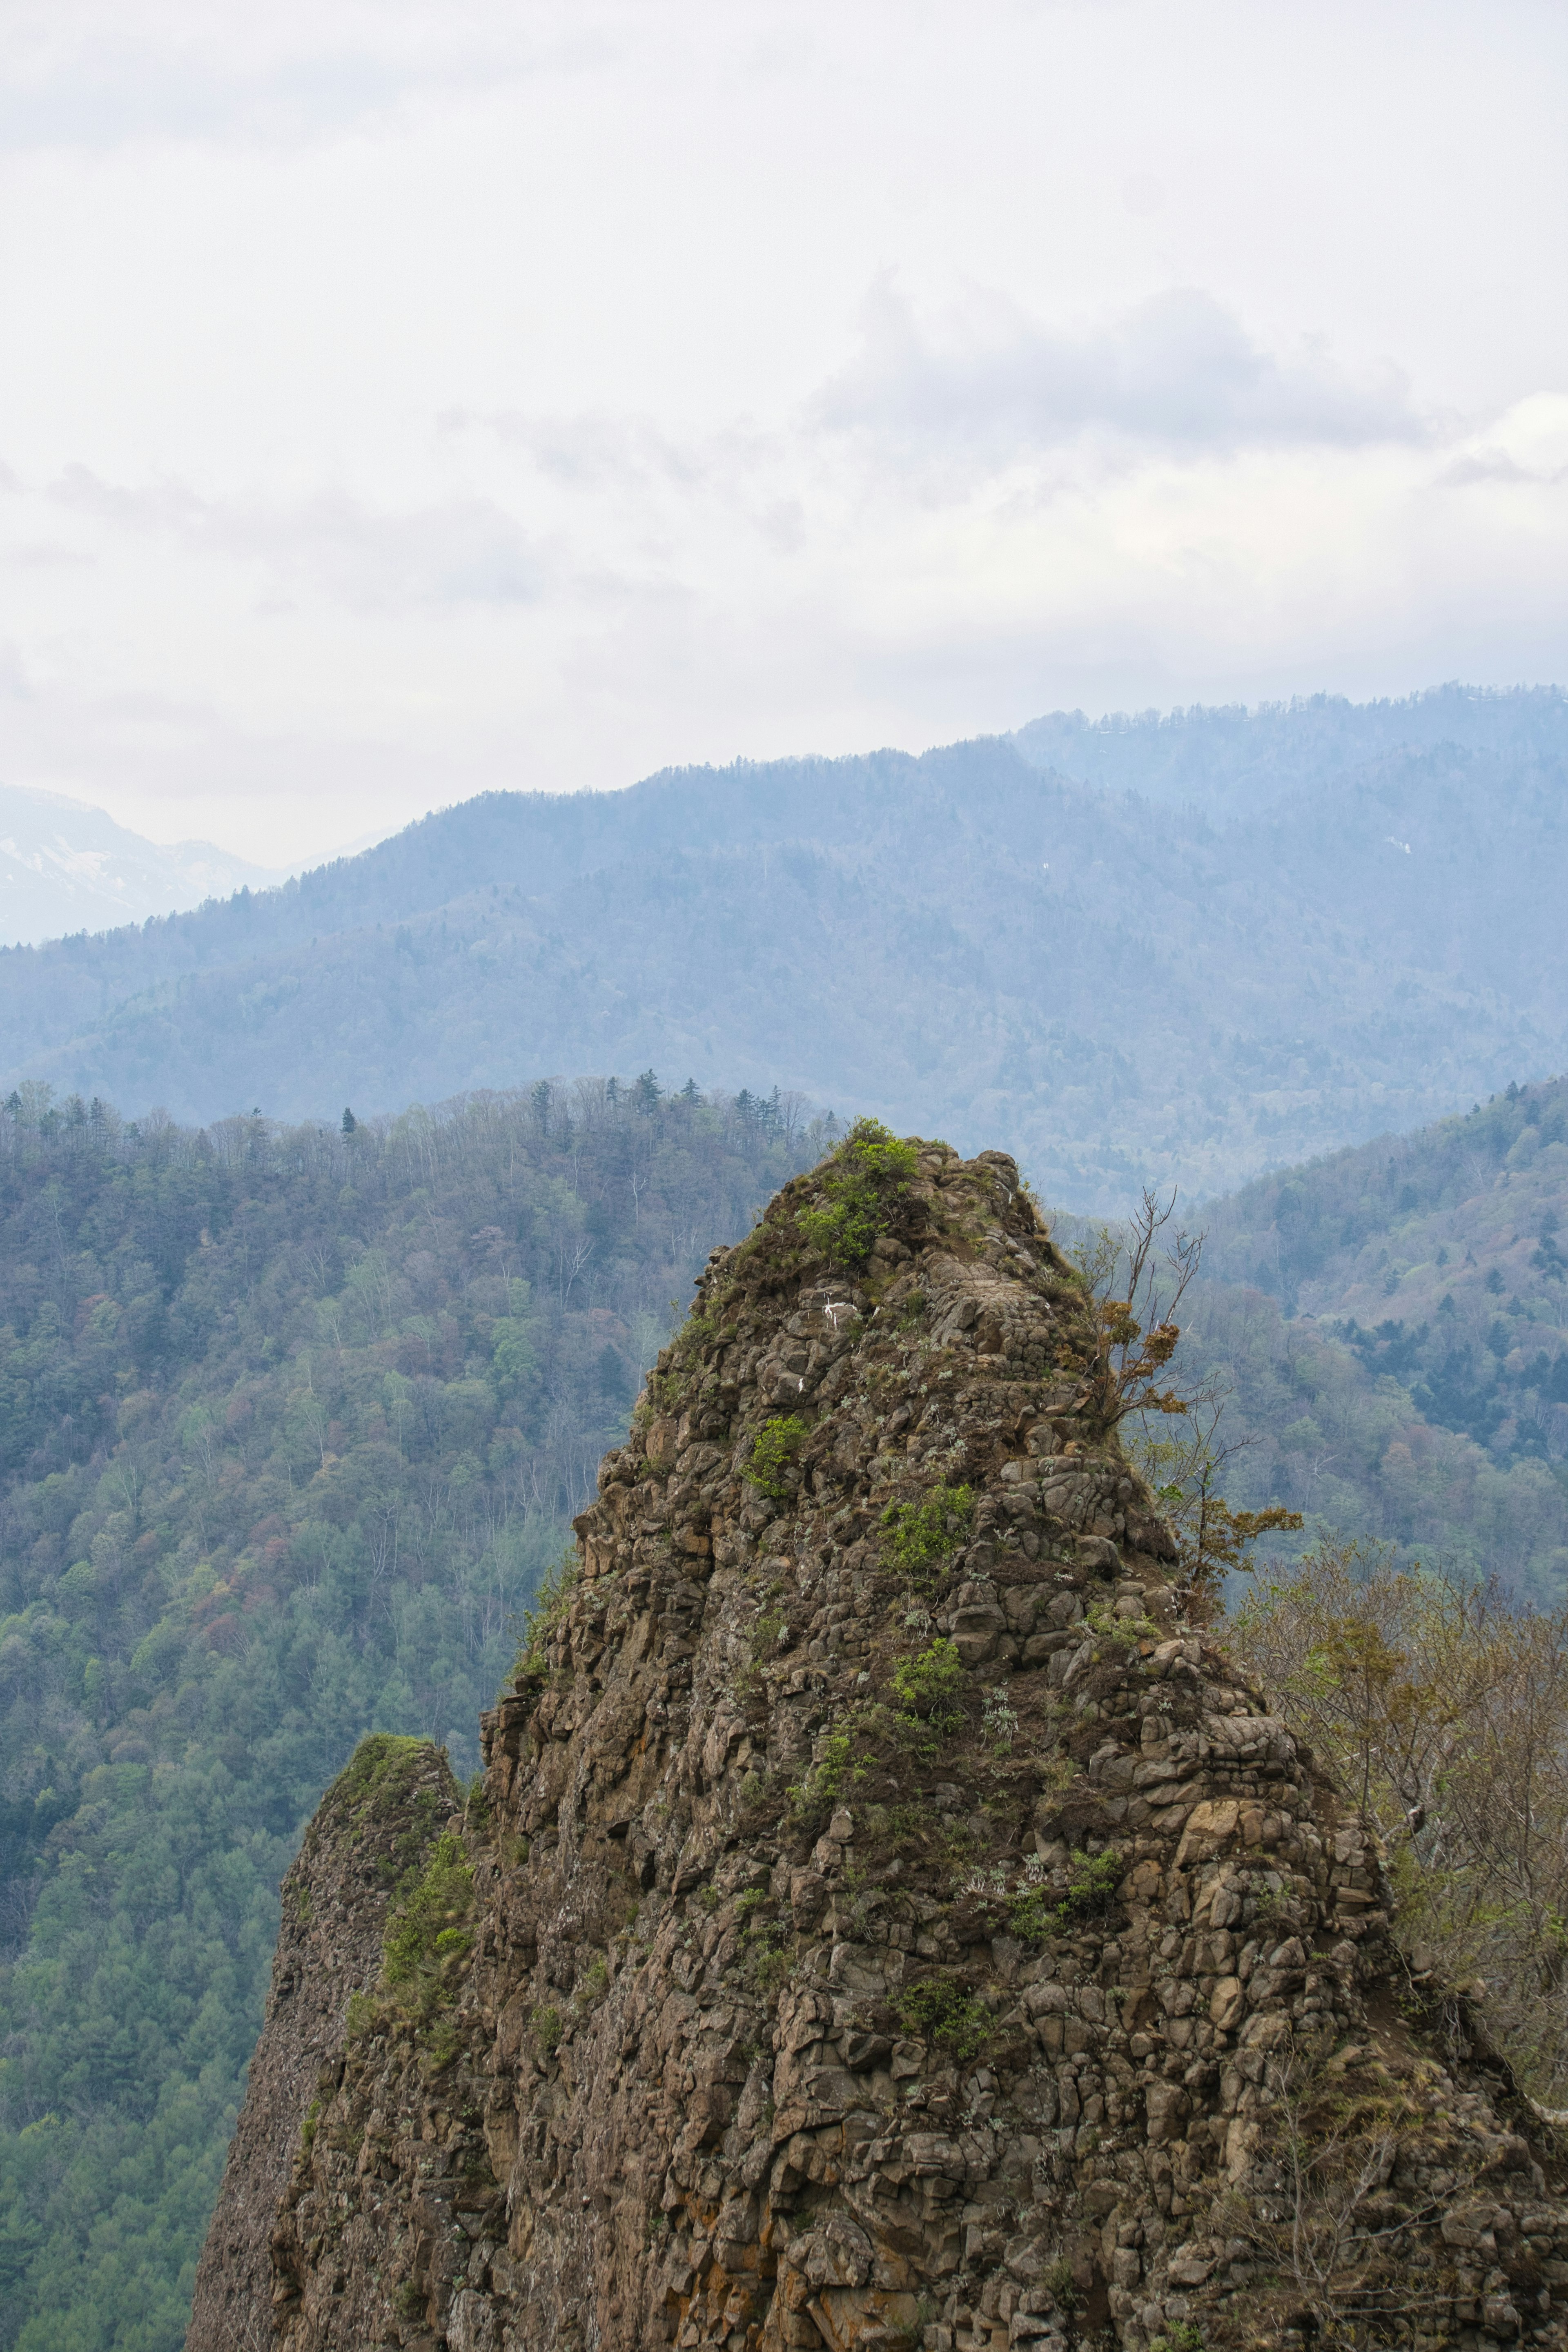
[1011,681,1568,813]
[0,783,280,946]
[1,686,1566,1208]
[1152,1074,1568,1607]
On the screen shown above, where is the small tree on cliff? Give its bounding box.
[1078,1188,1300,1610]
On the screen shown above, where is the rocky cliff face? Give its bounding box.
[187,1736,461,2352]
[192,1136,1568,2352]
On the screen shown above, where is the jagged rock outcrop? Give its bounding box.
[192,1137,1568,2351]
[187,1737,461,2352]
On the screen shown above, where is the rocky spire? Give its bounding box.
[191,1134,1568,2352]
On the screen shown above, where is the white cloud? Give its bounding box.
[811,281,1425,460]
[0,0,1562,863]
[0,0,607,149]
[1435,396,1568,490]
[48,467,542,609]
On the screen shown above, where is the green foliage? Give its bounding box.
[338,1732,436,1818]
[1126,1407,1303,1615]
[381,1832,475,2017]
[786,1728,863,1829]
[1084,1601,1158,1651]
[334,1735,445,1900]
[514,1545,579,1680]
[648,1307,721,1410]
[0,1076,820,2351]
[749,1582,788,1665]
[880,1483,973,1579]
[529,2004,562,2056]
[796,1118,917,1267]
[574,1953,609,2008]
[1140,1070,1568,1607]
[891,1638,964,1741]
[728,1882,790,1994]
[744,1923,791,1997]
[896,1976,991,2060]
[1004,1847,1122,1943]
[1059,1846,1122,1921]
[745,1415,808,1501]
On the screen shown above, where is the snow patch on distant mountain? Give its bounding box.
[0,785,282,945]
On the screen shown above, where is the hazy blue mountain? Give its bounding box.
[0,688,1565,1209]
[1011,682,1568,815]
[1149,1075,1568,1606]
[0,785,280,946]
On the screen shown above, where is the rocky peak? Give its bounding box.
[191,1134,1568,2352]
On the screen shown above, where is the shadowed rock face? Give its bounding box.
[192,1142,1568,2352]
[186,1738,460,2352]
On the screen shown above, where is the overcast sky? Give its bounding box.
[1,0,1564,865]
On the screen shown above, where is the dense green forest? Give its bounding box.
[0,1076,828,2352]
[3,691,1568,1207]
[1145,1076,1568,1602]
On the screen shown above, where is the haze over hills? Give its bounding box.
[1,687,1566,1209]
[0,785,281,947]
[1160,1074,1568,1606]
[1011,682,1568,815]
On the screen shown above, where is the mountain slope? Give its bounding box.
[2,691,1567,1207]
[1012,681,1568,815]
[1164,1076,1568,1601]
[0,784,278,946]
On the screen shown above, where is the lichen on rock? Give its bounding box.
[190,1136,1568,2351]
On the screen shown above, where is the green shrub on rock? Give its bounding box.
[896,1976,991,2060]
[796,1118,917,1267]
[381,1832,475,2020]
[746,1414,809,1499]
[881,1482,973,1579]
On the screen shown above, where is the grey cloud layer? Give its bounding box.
[813,283,1426,457]
[49,468,541,609]
[0,1,648,151]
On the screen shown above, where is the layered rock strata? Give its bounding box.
[192,1139,1568,2352]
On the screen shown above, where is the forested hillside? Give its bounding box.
[1012,680,1568,813]
[2,689,1567,1207]
[0,1077,827,2352]
[1165,1076,1568,1601]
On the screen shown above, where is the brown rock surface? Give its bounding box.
[186,1737,460,2352]
[191,1137,1568,2350]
